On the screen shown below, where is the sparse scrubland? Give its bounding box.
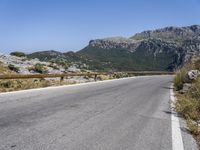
[174,58,200,146]
[0,53,102,92]
[0,62,134,93]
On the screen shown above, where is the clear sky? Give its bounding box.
[0,0,200,53]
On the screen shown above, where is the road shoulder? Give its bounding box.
[171,86,198,150]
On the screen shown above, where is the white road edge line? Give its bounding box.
[170,84,184,150]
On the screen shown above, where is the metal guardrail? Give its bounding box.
[0,71,174,80]
[0,73,107,80]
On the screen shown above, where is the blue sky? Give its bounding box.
[0,0,200,53]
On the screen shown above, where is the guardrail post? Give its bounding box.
[109,73,112,79]
[94,74,97,81]
[60,77,64,82]
[40,78,45,81]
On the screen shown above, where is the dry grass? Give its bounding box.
[0,78,78,93]
[0,63,12,74]
[174,69,188,90]
[176,93,200,121]
[97,75,112,80]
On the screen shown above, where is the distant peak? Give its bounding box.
[131,24,200,41]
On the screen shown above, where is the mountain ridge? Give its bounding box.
[27,25,200,71]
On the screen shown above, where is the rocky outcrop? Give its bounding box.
[89,37,140,52]
[131,25,200,41]
[188,70,200,80]
[180,83,192,94]
[179,69,200,93]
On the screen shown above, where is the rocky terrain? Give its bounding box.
[0,53,85,74]
[0,52,67,74]
[0,53,97,84]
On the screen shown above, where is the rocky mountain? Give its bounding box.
[28,25,200,71]
[78,25,200,71]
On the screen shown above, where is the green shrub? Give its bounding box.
[8,64,20,73]
[174,69,187,90]
[10,51,26,57]
[34,63,48,74]
[0,80,13,88]
[48,63,59,70]
[56,61,69,69]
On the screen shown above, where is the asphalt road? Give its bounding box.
[0,76,197,150]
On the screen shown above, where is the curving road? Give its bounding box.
[0,76,197,150]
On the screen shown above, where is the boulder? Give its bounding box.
[188,70,200,80]
[180,83,192,93]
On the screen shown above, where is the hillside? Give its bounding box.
[27,25,200,71]
[78,38,185,71]
[27,50,65,61]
